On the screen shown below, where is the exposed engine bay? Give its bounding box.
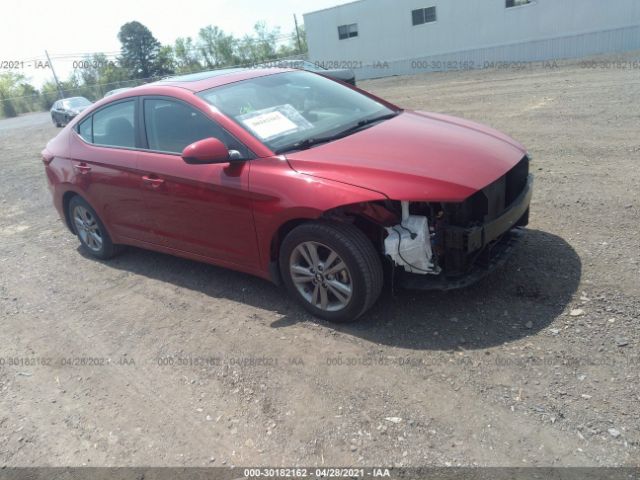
[383,201,440,275]
[378,155,532,283]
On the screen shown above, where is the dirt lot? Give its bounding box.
[1,55,639,468]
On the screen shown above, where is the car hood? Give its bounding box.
[284,110,527,202]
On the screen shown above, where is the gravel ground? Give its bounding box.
[0,54,638,467]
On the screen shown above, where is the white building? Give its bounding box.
[303,0,640,79]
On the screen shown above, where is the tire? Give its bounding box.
[68,196,120,260]
[279,221,383,322]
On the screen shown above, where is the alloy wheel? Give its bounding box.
[289,241,353,312]
[73,205,103,252]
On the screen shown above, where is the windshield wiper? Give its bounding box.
[338,112,400,137]
[275,135,340,154]
[275,111,400,154]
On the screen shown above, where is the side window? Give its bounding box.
[143,98,249,156]
[92,100,135,148]
[78,117,92,143]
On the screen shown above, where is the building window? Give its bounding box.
[338,23,358,40]
[412,7,437,26]
[506,0,531,8]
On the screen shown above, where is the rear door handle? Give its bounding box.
[73,163,92,174]
[142,175,165,188]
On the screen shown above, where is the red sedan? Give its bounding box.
[42,68,533,322]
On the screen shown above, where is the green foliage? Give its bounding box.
[155,45,176,77]
[0,90,18,118]
[39,81,60,110]
[198,26,238,68]
[296,25,308,54]
[0,72,29,117]
[174,37,202,73]
[0,19,308,118]
[118,21,170,79]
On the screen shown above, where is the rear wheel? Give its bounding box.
[279,222,383,322]
[68,196,119,260]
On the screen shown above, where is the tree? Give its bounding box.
[0,72,26,118]
[252,22,279,60]
[296,25,308,54]
[198,26,238,68]
[0,90,17,118]
[174,37,202,73]
[15,82,40,112]
[40,81,61,110]
[155,45,176,77]
[277,26,308,57]
[117,21,164,79]
[236,23,278,64]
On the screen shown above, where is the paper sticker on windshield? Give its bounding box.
[241,110,298,140]
[238,105,313,141]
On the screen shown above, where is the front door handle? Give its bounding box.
[142,175,165,188]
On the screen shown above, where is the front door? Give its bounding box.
[136,97,260,269]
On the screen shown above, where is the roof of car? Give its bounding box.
[150,67,293,93]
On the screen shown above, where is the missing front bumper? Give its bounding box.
[399,173,533,290]
[399,227,525,291]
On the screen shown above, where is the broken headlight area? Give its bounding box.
[383,156,533,287]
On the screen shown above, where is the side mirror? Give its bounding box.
[182,137,231,165]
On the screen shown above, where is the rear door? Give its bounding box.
[136,96,260,268]
[68,99,145,240]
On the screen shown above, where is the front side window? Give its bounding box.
[338,23,358,40]
[412,7,437,26]
[198,71,396,154]
[143,98,250,156]
[92,101,135,148]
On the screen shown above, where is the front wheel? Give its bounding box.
[279,222,383,322]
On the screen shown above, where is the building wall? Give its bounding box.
[303,0,640,79]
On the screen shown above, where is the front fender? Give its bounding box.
[249,156,388,273]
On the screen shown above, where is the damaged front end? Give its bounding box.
[383,155,534,290]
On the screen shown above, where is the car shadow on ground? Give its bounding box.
[92,228,580,351]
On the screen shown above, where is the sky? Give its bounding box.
[1,0,353,86]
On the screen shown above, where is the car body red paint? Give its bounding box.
[285,110,527,202]
[42,68,532,315]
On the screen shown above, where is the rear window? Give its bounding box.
[78,117,92,143]
[92,101,135,148]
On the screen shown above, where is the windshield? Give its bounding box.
[63,97,91,108]
[198,71,396,153]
